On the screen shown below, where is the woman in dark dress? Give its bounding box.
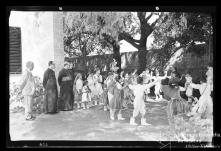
[43,61,58,113]
[58,62,74,111]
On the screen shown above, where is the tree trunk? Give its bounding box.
[112,41,121,74]
[208,35,213,65]
[82,44,87,78]
[102,33,121,74]
[137,47,147,75]
[137,23,152,75]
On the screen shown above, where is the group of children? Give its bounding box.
[71,65,167,125]
[73,68,104,110]
[183,67,213,118]
[71,64,213,125]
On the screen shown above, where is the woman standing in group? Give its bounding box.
[58,62,74,111]
[43,61,58,114]
[20,61,36,120]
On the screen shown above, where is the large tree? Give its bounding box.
[63,12,112,73]
[151,12,213,70]
[63,12,129,73]
[95,12,129,73]
[118,12,212,73]
[63,12,213,74]
[118,12,168,74]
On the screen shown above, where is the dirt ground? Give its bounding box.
[10,99,178,141]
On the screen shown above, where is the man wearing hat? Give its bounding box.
[57,61,74,111]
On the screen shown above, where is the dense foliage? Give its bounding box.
[10,76,44,114]
[63,12,213,75]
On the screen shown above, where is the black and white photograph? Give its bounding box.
[7,6,217,148]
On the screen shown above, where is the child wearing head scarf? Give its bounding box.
[20,61,36,120]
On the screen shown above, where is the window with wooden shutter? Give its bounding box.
[9,26,22,74]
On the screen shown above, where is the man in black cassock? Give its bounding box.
[58,62,74,111]
[43,61,58,113]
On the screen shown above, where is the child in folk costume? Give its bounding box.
[93,68,104,105]
[81,81,92,109]
[142,68,152,84]
[107,72,125,120]
[153,70,163,100]
[184,74,195,103]
[74,73,83,109]
[121,72,135,108]
[87,71,96,103]
[141,68,155,102]
[102,73,110,111]
[187,66,213,118]
[128,76,160,126]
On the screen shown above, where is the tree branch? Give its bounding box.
[169,45,183,57]
[145,12,153,22]
[118,32,140,48]
[137,12,146,23]
[151,12,165,29]
[102,33,115,46]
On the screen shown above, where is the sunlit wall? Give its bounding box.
[9,11,55,83]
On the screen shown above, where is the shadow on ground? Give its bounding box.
[10,100,176,141]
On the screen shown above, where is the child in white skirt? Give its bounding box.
[81,81,92,109]
[185,74,194,102]
[187,66,213,118]
[74,73,83,109]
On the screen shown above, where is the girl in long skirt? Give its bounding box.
[74,73,83,109]
[107,73,125,120]
[93,68,104,105]
[121,73,134,108]
[153,70,165,101]
[187,66,213,118]
[102,73,110,111]
[87,72,96,105]
[184,74,194,102]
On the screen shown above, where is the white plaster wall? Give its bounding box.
[9,11,55,83]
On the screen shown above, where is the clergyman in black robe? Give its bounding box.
[43,61,58,113]
[58,62,74,111]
